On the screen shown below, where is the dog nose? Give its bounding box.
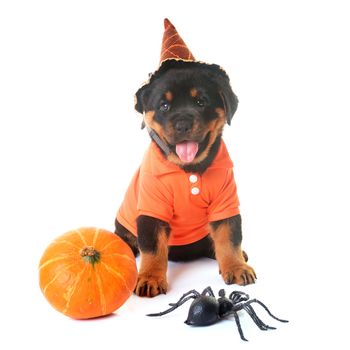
[174,119,193,134]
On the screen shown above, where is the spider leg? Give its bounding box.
[168,295,198,307]
[247,299,289,323]
[243,305,276,330]
[168,287,214,307]
[147,290,200,317]
[201,286,215,297]
[168,289,201,306]
[232,311,248,341]
[229,291,249,304]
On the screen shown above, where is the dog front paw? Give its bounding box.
[135,273,168,297]
[221,263,257,286]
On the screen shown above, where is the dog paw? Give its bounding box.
[135,274,168,297]
[221,263,257,286]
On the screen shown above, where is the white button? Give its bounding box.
[191,187,200,195]
[189,174,198,183]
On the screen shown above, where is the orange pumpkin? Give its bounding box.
[39,227,137,319]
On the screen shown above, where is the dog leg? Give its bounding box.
[209,215,256,285]
[135,215,170,297]
[114,218,139,257]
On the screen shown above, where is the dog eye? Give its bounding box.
[195,98,206,107]
[159,102,170,112]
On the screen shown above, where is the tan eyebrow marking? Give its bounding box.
[165,91,173,102]
[190,88,198,98]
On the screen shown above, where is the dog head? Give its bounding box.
[135,61,238,170]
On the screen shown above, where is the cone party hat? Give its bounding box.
[135,19,232,115]
[160,18,195,63]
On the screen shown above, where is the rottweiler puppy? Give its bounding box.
[115,60,256,297]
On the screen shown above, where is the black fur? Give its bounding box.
[115,218,139,256]
[115,61,242,263]
[136,60,238,125]
[210,214,242,247]
[135,61,238,174]
[115,216,215,261]
[168,235,215,261]
[136,215,170,254]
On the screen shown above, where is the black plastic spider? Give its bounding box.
[147,286,288,341]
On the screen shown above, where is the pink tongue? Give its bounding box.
[175,141,199,163]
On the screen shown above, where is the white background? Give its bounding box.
[1,0,349,349]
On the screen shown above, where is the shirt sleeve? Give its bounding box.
[137,172,174,223]
[208,168,240,222]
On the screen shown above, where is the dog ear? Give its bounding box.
[219,83,239,125]
[135,84,149,114]
[203,64,239,125]
[135,85,148,114]
[135,84,151,129]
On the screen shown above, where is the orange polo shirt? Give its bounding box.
[116,140,240,246]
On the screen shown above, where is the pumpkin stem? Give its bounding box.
[80,246,101,266]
